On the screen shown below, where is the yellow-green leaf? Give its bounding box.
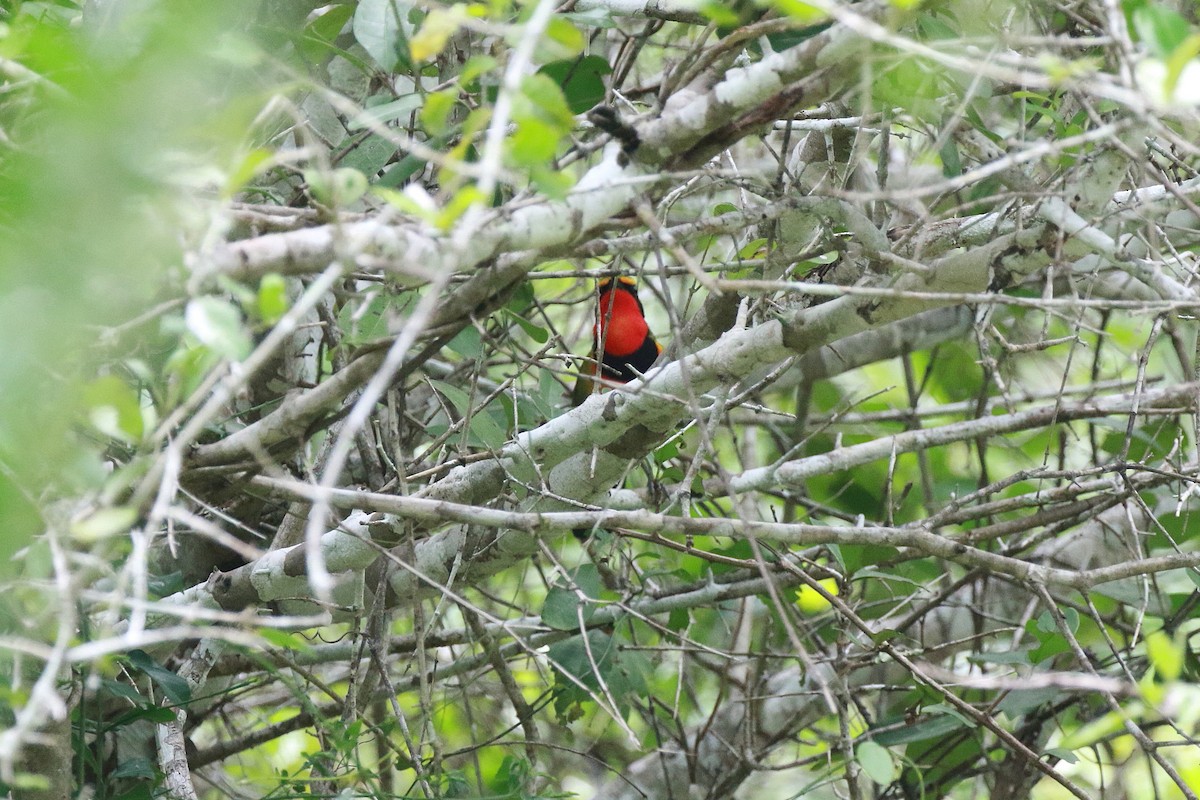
[410,6,463,62]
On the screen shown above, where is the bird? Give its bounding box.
[571,275,663,407]
[571,275,663,541]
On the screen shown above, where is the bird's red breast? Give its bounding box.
[572,276,662,405]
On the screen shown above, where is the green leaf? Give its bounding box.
[460,54,498,87]
[873,711,968,746]
[1146,628,1184,681]
[510,117,560,164]
[338,293,395,345]
[353,0,413,72]
[543,564,603,630]
[538,55,611,114]
[257,274,289,325]
[856,740,899,785]
[447,325,482,358]
[996,687,1061,719]
[1133,4,1190,58]
[83,375,144,442]
[9,774,51,791]
[410,5,466,62]
[431,380,507,449]
[305,167,369,207]
[421,88,459,136]
[548,629,648,719]
[1044,747,1079,764]
[257,628,314,652]
[299,3,356,62]
[519,73,575,129]
[349,94,423,131]
[70,506,138,542]
[940,136,962,177]
[544,17,586,59]
[110,757,157,780]
[667,607,689,631]
[504,309,549,344]
[185,297,251,361]
[127,649,192,705]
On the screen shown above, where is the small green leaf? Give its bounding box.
[111,757,158,780]
[349,94,424,131]
[224,148,275,196]
[306,167,369,207]
[510,117,561,164]
[9,774,50,791]
[1044,747,1079,764]
[1058,709,1127,751]
[1146,628,1184,681]
[257,274,289,324]
[421,88,459,136]
[667,607,689,631]
[543,18,585,59]
[70,506,138,542]
[83,375,144,442]
[460,54,498,86]
[185,297,252,361]
[258,628,314,652]
[410,6,464,62]
[505,309,549,343]
[1187,568,1200,589]
[873,712,967,746]
[940,137,962,177]
[856,740,898,785]
[127,649,192,705]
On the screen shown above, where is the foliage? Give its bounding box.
[3,0,1200,799]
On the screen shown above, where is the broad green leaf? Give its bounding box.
[519,73,575,129]
[873,710,968,746]
[258,628,315,652]
[548,629,648,719]
[856,740,899,784]
[538,55,611,114]
[510,116,560,164]
[1133,4,1190,58]
[1044,747,1079,764]
[299,3,356,62]
[354,0,413,72]
[542,565,603,630]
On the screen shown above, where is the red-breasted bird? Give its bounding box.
[571,276,663,406]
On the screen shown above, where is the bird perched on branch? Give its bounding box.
[570,275,663,541]
[571,275,662,407]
